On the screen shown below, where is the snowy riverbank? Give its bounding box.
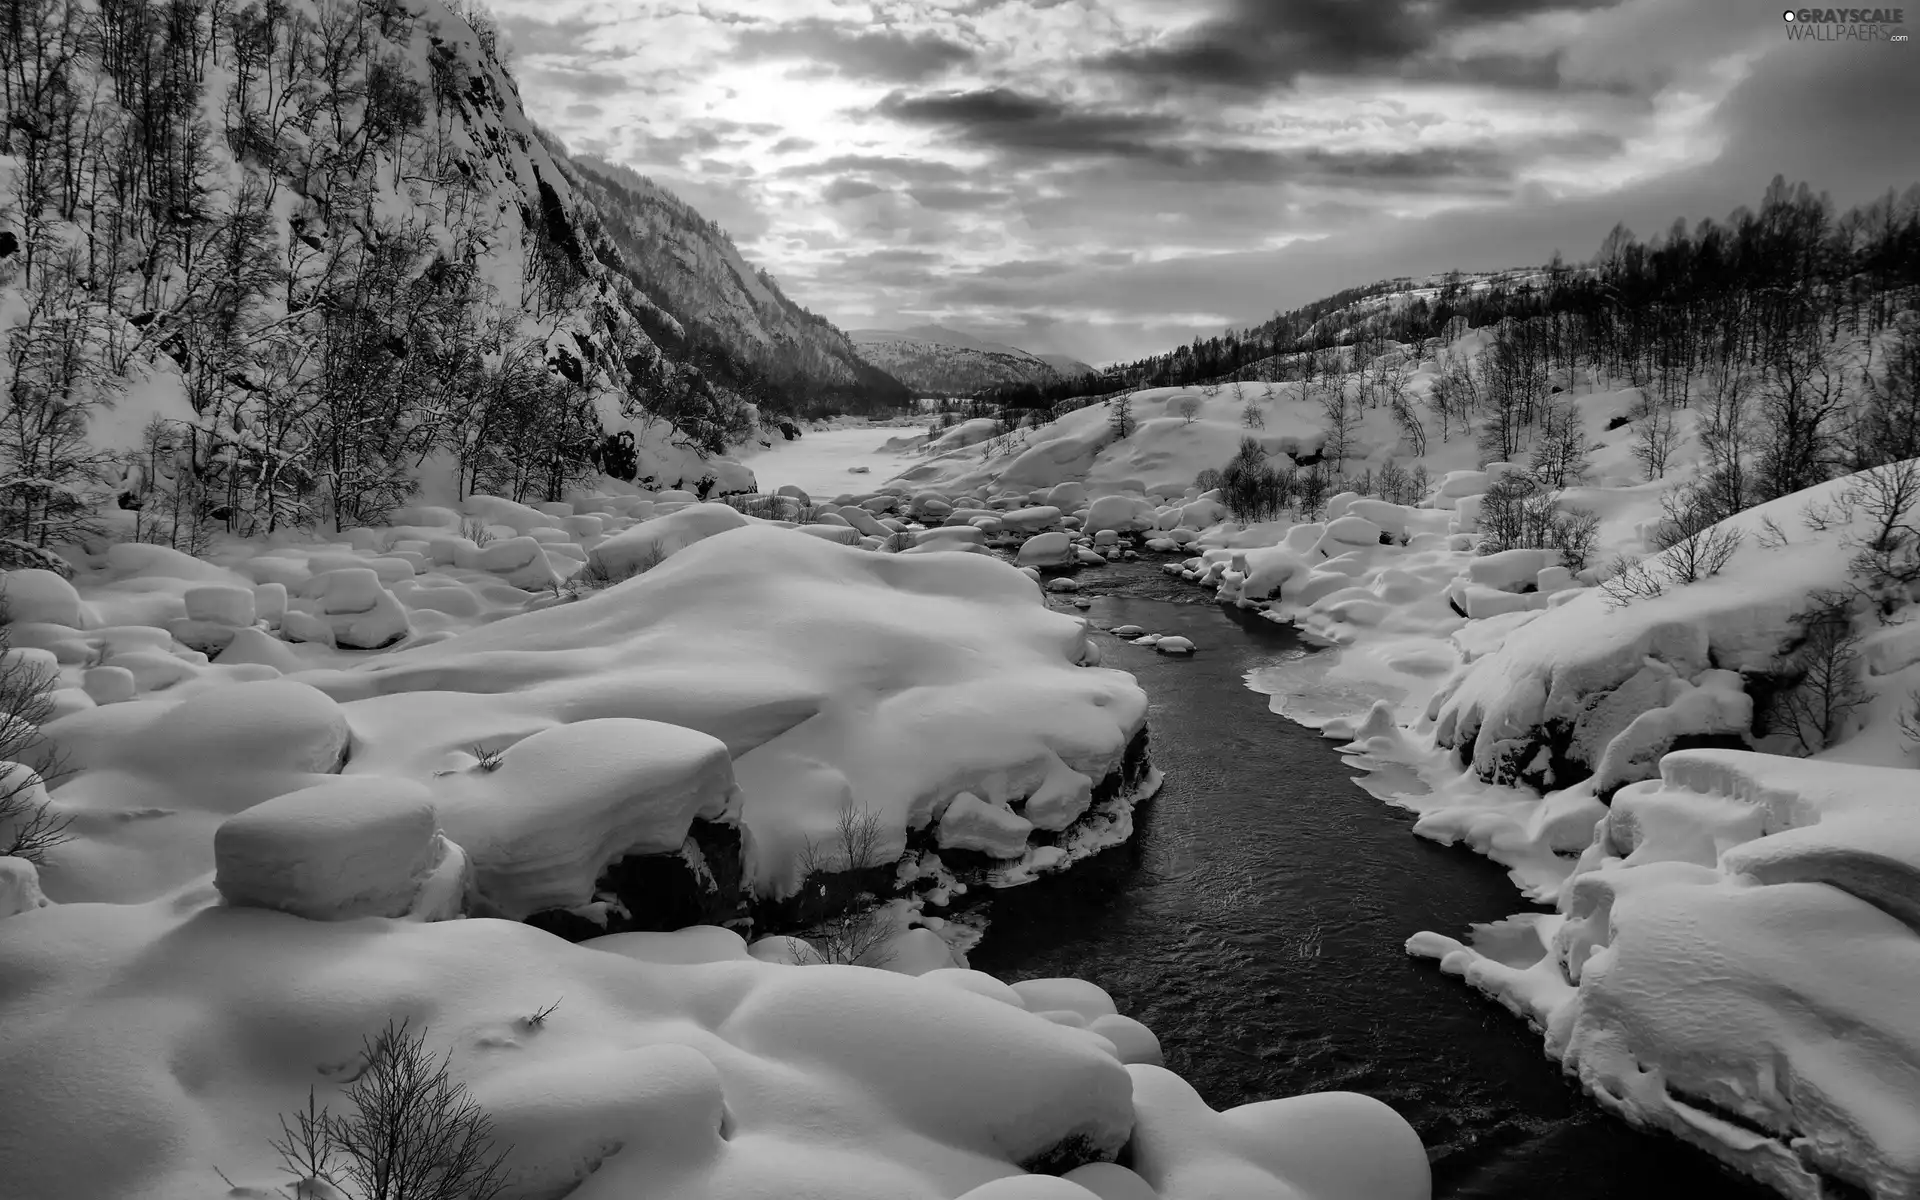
[0,482,1429,1200]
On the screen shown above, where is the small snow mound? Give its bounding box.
[1154,636,1195,655]
[0,856,50,917]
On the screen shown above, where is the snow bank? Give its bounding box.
[1428,473,1890,795]
[1412,751,1920,1200]
[0,901,1426,1200]
[304,523,1148,900]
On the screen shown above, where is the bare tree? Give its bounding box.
[271,1019,510,1200]
[1176,396,1201,424]
[1630,398,1682,480]
[1530,395,1590,488]
[1697,366,1759,521]
[1774,592,1868,755]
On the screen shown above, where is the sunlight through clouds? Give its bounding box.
[489,0,1920,364]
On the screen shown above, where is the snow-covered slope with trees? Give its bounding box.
[0,0,908,554]
[559,153,910,415]
[850,325,1068,396]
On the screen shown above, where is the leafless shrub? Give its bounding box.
[1898,689,1920,759]
[1799,497,1855,533]
[270,1019,510,1200]
[0,608,71,864]
[1663,522,1744,585]
[798,902,897,968]
[1176,396,1201,424]
[1839,460,1920,614]
[459,517,495,548]
[1774,591,1869,755]
[791,804,896,968]
[516,998,561,1031]
[1651,489,1744,584]
[1756,516,1791,550]
[1598,553,1669,610]
[467,743,504,772]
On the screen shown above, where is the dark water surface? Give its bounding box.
[969,564,1771,1200]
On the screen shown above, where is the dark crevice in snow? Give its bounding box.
[1018,1130,1123,1176]
[522,728,1157,947]
[525,818,747,941]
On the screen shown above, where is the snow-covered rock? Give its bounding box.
[938,792,1036,858]
[213,777,466,921]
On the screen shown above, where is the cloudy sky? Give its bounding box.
[491,0,1920,366]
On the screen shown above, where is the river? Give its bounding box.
[966,563,1772,1200]
[737,426,1772,1197]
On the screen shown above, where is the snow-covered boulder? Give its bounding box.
[1017,531,1075,568]
[1000,505,1063,534]
[0,856,49,918]
[1085,495,1151,535]
[213,776,467,921]
[584,502,751,579]
[429,718,739,920]
[0,569,88,628]
[937,792,1034,858]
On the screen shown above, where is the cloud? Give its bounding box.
[876,87,1180,156]
[734,18,974,82]
[908,185,1014,211]
[776,154,972,184]
[822,177,888,204]
[490,0,1918,368]
[1091,0,1626,92]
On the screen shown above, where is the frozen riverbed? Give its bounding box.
[741,424,931,498]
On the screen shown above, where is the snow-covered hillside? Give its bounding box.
[0,0,914,548]
[562,154,909,413]
[851,326,1066,396]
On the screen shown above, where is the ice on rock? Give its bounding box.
[430,718,738,920]
[213,777,465,921]
[937,792,1035,858]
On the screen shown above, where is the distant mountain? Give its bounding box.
[847,325,1069,396]
[559,155,909,414]
[1036,353,1097,378]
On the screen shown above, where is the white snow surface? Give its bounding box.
[0,477,1430,1200]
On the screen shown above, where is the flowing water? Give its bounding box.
[968,564,1773,1199]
